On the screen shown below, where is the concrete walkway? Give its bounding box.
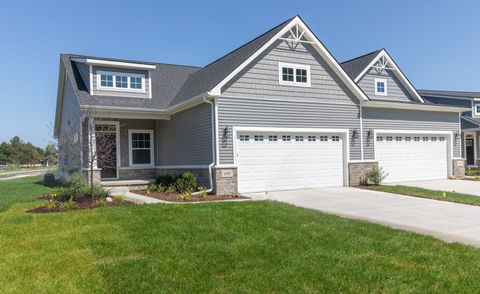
[109,187,166,204]
[245,187,480,247]
[392,179,480,197]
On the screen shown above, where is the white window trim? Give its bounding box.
[128,129,154,167]
[278,62,311,87]
[97,70,146,93]
[374,78,387,96]
[474,104,480,116]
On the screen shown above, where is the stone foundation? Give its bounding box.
[348,161,379,186]
[453,159,466,178]
[118,167,211,188]
[213,166,238,195]
[82,168,102,185]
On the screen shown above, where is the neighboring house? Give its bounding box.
[54,15,468,194]
[419,90,480,167]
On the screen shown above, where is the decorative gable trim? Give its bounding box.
[353,49,425,103]
[209,16,369,102]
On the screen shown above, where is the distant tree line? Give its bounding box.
[0,136,58,166]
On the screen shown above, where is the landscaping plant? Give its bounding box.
[365,167,388,186]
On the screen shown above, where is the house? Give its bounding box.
[419,90,480,167]
[54,15,468,194]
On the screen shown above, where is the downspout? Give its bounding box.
[359,102,364,161]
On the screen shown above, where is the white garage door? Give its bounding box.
[236,132,344,193]
[376,133,449,183]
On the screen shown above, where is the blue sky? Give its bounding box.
[1,0,479,147]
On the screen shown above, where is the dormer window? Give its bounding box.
[97,70,145,92]
[278,62,311,87]
[475,104,480,116]
[375,78,387,96]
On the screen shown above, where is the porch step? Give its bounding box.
[101,179,154,190]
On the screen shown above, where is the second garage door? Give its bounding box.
[236,132,345,193]
[376,133,449,183]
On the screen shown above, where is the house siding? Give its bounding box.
[58,76,83,176]
[91,66,151,98]
[116,119,157,167]
[358,68,415,102]
[157,102,213,165]
[363,108,461,159]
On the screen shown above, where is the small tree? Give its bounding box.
[44,144,58,167]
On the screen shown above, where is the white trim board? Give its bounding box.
[72,58,156,70]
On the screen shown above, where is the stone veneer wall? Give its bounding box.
[452,159,466,178]
[118,168,210,187]
[213,166,238,195]
[348,161,379,186]
[82,168,102,185]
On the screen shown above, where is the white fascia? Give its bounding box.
[72,58,156,70]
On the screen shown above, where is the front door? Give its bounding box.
[95,123,118,179]
[466,138,475,166]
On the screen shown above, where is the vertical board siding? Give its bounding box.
[91,66,151,98]
[217,97,362,164]
[59,77,83,175]
[222,39,360,106]
[363,108,461,159]
[358,68,415,102]
[157,103,213,165]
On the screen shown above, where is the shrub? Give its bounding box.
[95,199,107,207]
[148,183,166,193]
[365,167,388,186]
[55,187,73,202]
[175,172,197,193]
[166,185,176,193]
[90,185,111,199]
[113,196,126,205]
[178,189,193,201]
[155,174,176,187]
[198,186,208,199]
[47,198,59,210]
[60,197,77,211]
[65,173,89,197]
[466,167,480,177]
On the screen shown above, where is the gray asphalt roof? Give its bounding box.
[340,49,382,80]
[419,89,480,99]
[62,16,295,110]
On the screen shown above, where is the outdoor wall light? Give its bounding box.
[367,129,373,140]
[352,129,359,139]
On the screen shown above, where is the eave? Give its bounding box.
[361,100,469,113]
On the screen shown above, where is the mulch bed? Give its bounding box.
[27,195,133,213]
[133,190,249,202]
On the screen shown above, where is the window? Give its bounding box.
[431,137,437,142]
[405,137,412,142]
[240,135,250,142]
[129,130,154,166]
[396,136,402,141]
[439,137,445,142]
[268,135,278,142]
[100,74,113,87]
[475,104,480,116]
[279,63,311,87]
[414,137,420,142]
[377,136,383,142]
[375,78,387,96]
[295,135,304,141]
[423,137,429,141]
[386,136,393,141]
[332,136,340,142]
[319,136,328,142]
[308,136,316,141]
[254,135,264,142]
[97,70,145,91]
[282,135,291,141]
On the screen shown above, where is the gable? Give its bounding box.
[357,66,416,102]
[222,37,360,106]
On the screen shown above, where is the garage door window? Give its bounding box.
[254,135,264,141]
[308,136,316,141]
[295,135,304,141]
[282,135,291,141]
[320,136,328,141]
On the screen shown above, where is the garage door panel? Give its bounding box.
[377,134,448,183]
[237,132,344,193]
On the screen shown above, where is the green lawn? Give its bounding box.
[367,185,480,206]
[1,178,480,292]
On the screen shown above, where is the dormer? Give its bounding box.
[71,57,156,98]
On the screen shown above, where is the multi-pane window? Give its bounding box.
[377,136,383,142]
[308,136,316,141]
[319,136,328,142]
[116,75,128,88]
[130,131,153,165]
[405,137,412,142]
[386,136,393,141]
[414,137,420,141]
[396,136,402,141]
[254,135,264,142]
[295,135,304,141]
[431,137,437,142]
[240,135,250,141]
[279,63,310,86]
[439,137,445,142]
[332,136,340,142]
[130,76,142,89]
[98,71,144,91]
[423,137,429,141]
[268,135,278,141]
[100,74,113,87]
[282,135,291,141]
[375,79,387,95]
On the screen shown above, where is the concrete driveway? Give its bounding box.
[245,187,480,247]
[391,179,480,197]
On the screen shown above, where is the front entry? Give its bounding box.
[95,123,119,179]
[466,138,475,166]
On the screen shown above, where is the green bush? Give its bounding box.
[178,189,193,201]
[166,185,176,193]
[155,174,176,187]
[65,173,89,197]
[95,199,107,207]
[90,185,111,199]
[175,172,197,193]
[60,197,78,211]
[466,168,480,177]
[364,168,388,186]
[198,186,208,199]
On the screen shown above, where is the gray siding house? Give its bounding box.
[419,90,480,167]
[54,16,467,194]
